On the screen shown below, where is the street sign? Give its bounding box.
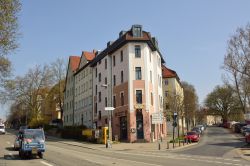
[152,112,163,124]
[105,107,115,111]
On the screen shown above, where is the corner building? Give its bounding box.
[91,25,166,142]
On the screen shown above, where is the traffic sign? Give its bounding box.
[152,112,163,124]
[105,107,115,111]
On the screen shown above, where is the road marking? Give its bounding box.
[111,157,163,166]
[40,161,54,166]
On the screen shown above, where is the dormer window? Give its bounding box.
[132,25,142,37]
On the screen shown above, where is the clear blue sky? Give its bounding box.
[1,0,250,120]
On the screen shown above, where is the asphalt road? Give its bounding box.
[0,127,249,166]
[174,126,246,157]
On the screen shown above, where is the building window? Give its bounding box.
[121,71,123,83]
[151,93,153,105]
[160,77,162,87]
[98,92,101,102]
[120,51,123,62]
[133,25,142,37]
[95,85,97,95]
[165,91,168,97]
[113,56,116,66]
[105,118,108,124]
[165,80,168,85]
[135,67,142,80]
[105,77,107,84]
[98,73,101,82]
[113,75,116,86]
[121,92,124,106]
[150,70,152,83]
[105,97,107,107]
[113,96,116,108]
[135,45,141,58]
[99,60,101,64]
[95,103,97,114]
[136,90,142,104]
[105,59,107,69]
[95,68,97,77]
[98,111,101,120]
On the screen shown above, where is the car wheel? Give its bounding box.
[19,150,23,159]
[38,152,43,159]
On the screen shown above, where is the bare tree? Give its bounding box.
[6,65,54,126]
[50,58,66,119]
[181,81,199,131]
[223,23,250,113]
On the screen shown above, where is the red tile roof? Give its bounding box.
[82,51,96,61]
[69,56,80,72]
[162,65,177,78]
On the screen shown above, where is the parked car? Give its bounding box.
[196,125,205,132]
[234,123,247,133]
[184,131,200,142]
[243,128,250,136]
[192,127,202,135]
[241,125,250,134]
[246,132,250,144]
[19,128,46,159]
[0,123,5,134]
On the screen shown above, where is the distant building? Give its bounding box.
[73,51,95,128]
[64,56,81,126]
[162,65,185,136]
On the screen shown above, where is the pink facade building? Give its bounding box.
[91,25,166,142]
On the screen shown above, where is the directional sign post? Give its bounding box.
[104,107,115,148]
[152,112,163,124]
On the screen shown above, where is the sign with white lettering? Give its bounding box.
[152,112,163,124]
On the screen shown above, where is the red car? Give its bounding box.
[246,132,250,144]
[185,131,200,142]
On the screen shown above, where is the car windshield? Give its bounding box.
[0,126,4,129]
[187,132,196,135]
[23,129,45,141]
[20,126,28,130]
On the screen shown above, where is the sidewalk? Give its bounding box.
[237,144,250,161]
[47,136,197,152]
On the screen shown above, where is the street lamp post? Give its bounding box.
[102,84,114,148]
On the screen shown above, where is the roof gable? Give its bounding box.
[69,56,80,72]
[162,65,177,78]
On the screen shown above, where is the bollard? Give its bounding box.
[158,142,161,150]
[167,142,169,149]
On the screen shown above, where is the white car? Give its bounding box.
[0,124,5,134]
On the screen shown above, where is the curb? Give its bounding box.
[236,148,250,161]
[167,142,198,151]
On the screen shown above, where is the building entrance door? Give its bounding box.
[120,116,127,141]
[136,110,144,139]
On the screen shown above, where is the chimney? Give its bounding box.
[152,37,158,49]
[107,41,113,47]
[119,31,126,37]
